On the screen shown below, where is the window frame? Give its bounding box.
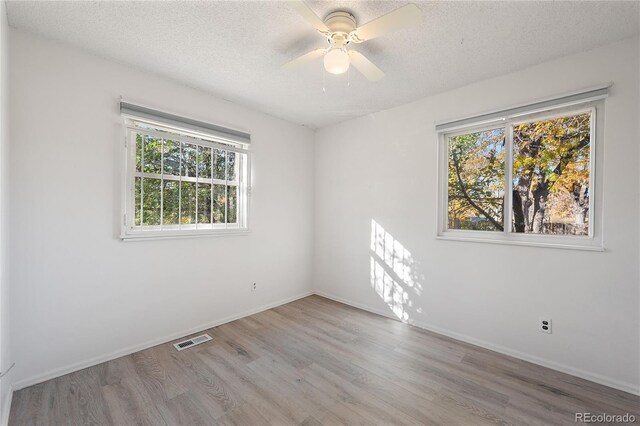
[436,100,603,251]
[121,117,251,240]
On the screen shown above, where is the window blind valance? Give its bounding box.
[120,101,251,145]
[435,83,610,133]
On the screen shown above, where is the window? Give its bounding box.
[448,127,505,232]
[121,108,250,239]
[438,94,604,250]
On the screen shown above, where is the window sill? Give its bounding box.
[436,234,604,252]
[121,228,250,242]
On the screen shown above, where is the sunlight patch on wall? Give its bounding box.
[370,219,422,322]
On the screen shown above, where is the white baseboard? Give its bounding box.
[12,290,313,391]
[1,383,12,426]
[314,290,640,396]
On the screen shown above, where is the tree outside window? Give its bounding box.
[446,111,592,236]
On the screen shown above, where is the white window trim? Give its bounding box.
[436,100,604,251]
[120,117,251,241]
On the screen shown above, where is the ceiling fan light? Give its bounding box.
[324,49,350,75]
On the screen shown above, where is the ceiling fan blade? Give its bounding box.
[350,4,422,43]
[288,0,329,34]
[348,51,385,81]
[282,48,326,70]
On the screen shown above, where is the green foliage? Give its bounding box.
[197,146,212,179]
[213,184,226,223]
[228,186,237,224]
[197,183,212,224]
[163,181,180,224]
[214,149,226,180]
[180,181,197,224]
[134,135,239,227]
[164,140,181,176]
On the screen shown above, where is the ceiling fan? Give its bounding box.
[282,1,423,82]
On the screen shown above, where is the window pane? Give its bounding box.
[448,128,505,231]
[135,134,142,173]
[142,178,161,225]
[143,136,162,174]
[182,143,197,178]
[213,149,226,180]
[197,183,212,224]
[213,184,226,223]
[180,181,196,224]
[512,112,591,235]
[227,151,236,181]
[162,180,180,225]
[134,176,141,225]
[163,139,181,176]
[227,185,237,224]
[197,146,212,179]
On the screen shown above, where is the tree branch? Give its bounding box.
[452,150,504,231]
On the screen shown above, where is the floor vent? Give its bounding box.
[173,334,212,351]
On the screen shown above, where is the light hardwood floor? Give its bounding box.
[9,295,640,425]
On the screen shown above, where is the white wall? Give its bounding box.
[9,29,315,388]
[0,0,10,421]
[314,37,640,394]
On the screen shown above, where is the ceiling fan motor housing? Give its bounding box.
[324,11,356,36]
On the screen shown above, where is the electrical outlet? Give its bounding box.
[251,282,257,292]
[539,318,552,334]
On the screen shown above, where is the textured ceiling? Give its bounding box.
[6,1,640,128]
